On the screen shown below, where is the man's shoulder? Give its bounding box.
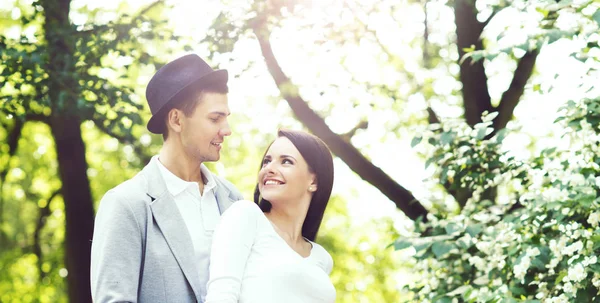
[107,171,148,196]
[99,168,153,211]
[210,172,243,198]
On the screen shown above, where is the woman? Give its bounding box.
[205,129,336,303]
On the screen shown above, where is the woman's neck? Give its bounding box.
[266,201,309,244]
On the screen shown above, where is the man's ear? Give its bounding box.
[166,108,183,134]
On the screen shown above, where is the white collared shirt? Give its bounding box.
[154,156,221,301]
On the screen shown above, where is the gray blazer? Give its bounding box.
[90,159,244,303]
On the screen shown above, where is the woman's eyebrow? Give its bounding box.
[279,154,297,161]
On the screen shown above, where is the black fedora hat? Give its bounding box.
[145,54,228,134]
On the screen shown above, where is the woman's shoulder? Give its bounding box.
[309,241,334,274]
[223,200,262,216]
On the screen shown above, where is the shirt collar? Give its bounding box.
[154,156,216,196]
[200,163,217,192]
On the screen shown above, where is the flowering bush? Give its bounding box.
[398,100,600,302]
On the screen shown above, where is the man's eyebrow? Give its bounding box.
[209,111,230,117]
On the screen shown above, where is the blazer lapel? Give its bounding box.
[213,178,236,215]
[143,159,202,301]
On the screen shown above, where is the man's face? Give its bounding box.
[179,92,231,163]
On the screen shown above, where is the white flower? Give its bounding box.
[514,256,531,283]
[526,247,541,257]
[583,255,597,266]
[592,273,600,288]
[588,211,600,227]
[563,241,583,256]
[490,253,507,270]
[568,173,586,186]
[549,237,567,256]
[475,241,493,255]
[562,281,576,296]
[468,256,486,271]
[567,263,587,283]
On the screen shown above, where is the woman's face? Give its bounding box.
[258,137,316,205]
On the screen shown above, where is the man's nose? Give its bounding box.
[220,122,232,137]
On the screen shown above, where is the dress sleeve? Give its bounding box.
[313,243,334,275]
[323,247,334,275]
[205,200,260,303]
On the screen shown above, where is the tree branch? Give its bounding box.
[91,118,152,165]
[340,120,369,142]
[33,189,60,281]
[345,1,397,63]
[493,51,539,132]
[0,117,24,243]
[252,24,428,221]
[427,107,440,124]
[76,0,164,36]
[25,113,50,122]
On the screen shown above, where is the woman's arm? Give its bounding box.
[205,200,260,303]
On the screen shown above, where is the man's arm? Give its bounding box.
[91,191,144,303]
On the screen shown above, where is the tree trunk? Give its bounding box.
[454,0,492,127]
[43,0,94,301]
[50,117,94,303]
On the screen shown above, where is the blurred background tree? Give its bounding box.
[1,0,598,302]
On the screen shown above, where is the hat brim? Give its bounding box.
[147,69,228,134]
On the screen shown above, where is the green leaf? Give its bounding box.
[555,270,567,285]
[440,132,454,145]
[432,241,454,258]
[593,9,600,27]
[495,128,508,144]
[425,157,434,169]
[445,222,462,235]
[414,241,432,253]
[433,296,452,303]
[575,287,593,303]
[475,127,489,140]
[393,240,412,251]
[466,224,483,237]
[411,136,422,147]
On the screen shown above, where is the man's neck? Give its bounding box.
[158,142,203,183]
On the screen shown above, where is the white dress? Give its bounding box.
[205,200,336,303]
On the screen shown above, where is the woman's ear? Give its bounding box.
[308,175,318,192]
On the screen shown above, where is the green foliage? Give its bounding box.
[414,112,525,195]
[400,98,600,302]
[319,196,406,302]
[0,122,67,302]
[463,0,600,64]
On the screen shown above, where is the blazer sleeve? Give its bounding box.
[90,190,144,303]
[205,200,259,303]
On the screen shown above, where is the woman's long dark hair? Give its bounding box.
[253,129,334,241]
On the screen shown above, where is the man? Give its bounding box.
[90,54,244,303]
